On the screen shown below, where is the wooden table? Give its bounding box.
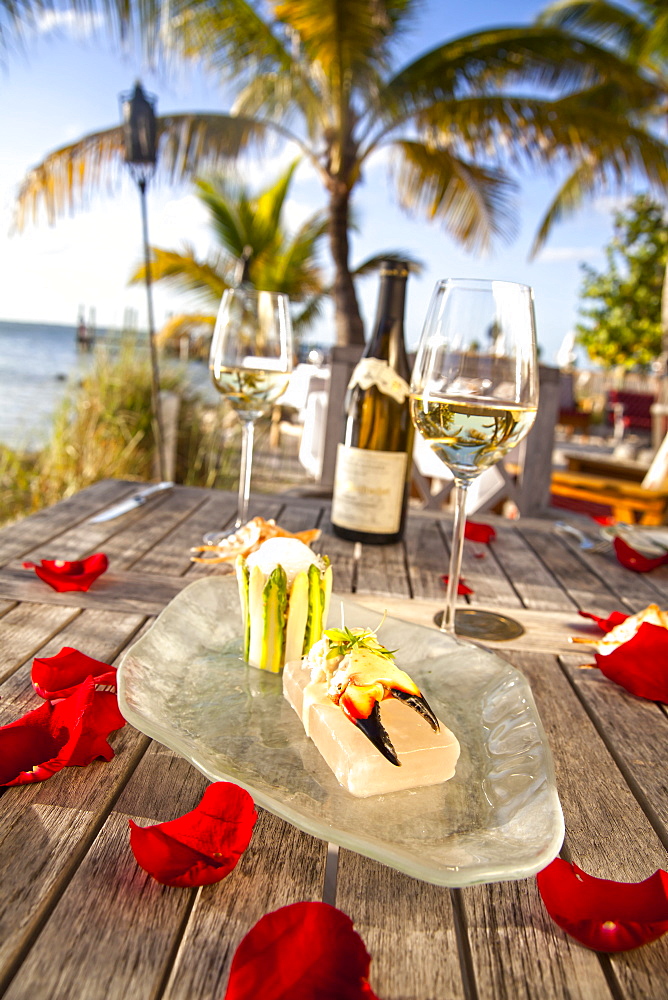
[0,479,666,1000]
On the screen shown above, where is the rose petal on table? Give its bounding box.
[129,782,257,887]
[22,553,109,592]
[0,677,125,786]
[32,646,117,700]
[537,858,668,952]
[465,521,496,543]
[613,537,668,573]
[441,575,473,595]
[579,610,629,633]
[594,622,668,702]
[224,902,380,1000]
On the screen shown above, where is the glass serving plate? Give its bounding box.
[117,576,564,887]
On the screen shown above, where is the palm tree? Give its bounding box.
[538,1,668,359]
[131,160,329,348]
[13,0,668,345]
[133,159,419,351]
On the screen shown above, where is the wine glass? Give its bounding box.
[204,287,293,544]
[410,278,539,640]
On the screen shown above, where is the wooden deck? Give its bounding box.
[0,481,666,999]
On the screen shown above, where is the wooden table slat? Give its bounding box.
[0,483,666,1000]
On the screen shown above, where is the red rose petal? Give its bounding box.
[22,553,109,592]
[579,610,629,633]
[441,575,473,595]
[613,537,668,573]
[594,622,668,702]
[32,647,117,700]
[538,858,668,952]
[129,782,257,887]
[465,521,496,543]
[224,902,380,1000]
[0,677,125,786]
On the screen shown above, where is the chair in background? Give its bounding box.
[606,389,655,441]
[551,431,668,524]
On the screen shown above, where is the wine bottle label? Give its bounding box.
[331,444,408,534]
[348,359,410,404]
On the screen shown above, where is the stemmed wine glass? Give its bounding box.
[204,287,293,545]
[410,278,539,640]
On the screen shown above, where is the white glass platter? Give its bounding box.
[117,576,564,887]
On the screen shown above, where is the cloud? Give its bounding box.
[537,245,601,263]
[35,10,103,38]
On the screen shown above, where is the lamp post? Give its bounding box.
[120,80,166,481]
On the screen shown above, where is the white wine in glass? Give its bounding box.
[206,287,293,543]
[410,278,539,640]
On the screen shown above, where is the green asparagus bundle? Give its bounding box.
[236,537,333,672]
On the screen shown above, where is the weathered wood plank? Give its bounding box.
[0,564,192,616]
[162,811,328,1000]
[460,877,613,1000]
[0,480,132,566]
[456,519,523,610]
[0,603,82,688]
[517,527,627,615]
[0,614,152,994]
[1,745,205,1000]
[133,493,239,577]
[88,486,210,571]
[352,594,590,655]
[356,540,411,598]
[559,650,668,844]
[404,515,450,600]
[491,523,577,611]
[0,608,147,716]
[541,532,668,613]
[459,648,668,1000]
[335,855,466,1000]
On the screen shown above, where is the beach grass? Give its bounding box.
[0,337,309,526]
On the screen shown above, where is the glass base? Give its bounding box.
[434,608,525,641]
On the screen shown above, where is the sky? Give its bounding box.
[0,0,647,364]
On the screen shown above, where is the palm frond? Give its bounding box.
[537,1,651,56]
[156,312,216,348]
[381,25,660,121]
[292,293,327,331]
[255,159,300,239]
[195,178,249,260]
[157,0,293,78]
[232,71,326,143]
[129,245,230,305]
[529,115,668,256]
[407,87,667,171]
[274,0,407,82]
[13,113,274,230]
[391,140,518,254]
[529,162,600,258]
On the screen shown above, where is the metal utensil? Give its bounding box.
[88,482,174,523]
[554,521,610,553]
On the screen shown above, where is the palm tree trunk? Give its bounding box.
[328,185,365,347]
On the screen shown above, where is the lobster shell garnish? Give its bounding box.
[191,517,321,563]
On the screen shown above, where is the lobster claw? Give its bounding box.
[391,689,439,732]
[342,685,440,767]
[353,703,401,766]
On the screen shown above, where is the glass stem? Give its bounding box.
[236,418,255,528]
[441,478,470,635]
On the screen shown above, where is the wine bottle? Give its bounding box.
[331,260,414,544]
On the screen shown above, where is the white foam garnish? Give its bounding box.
[245,536,321,586]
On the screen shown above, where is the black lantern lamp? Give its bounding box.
[120,81,166,480]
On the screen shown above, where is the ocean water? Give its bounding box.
[0,320,220,452]
[0,320,97,451]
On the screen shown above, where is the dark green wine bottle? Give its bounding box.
[331,261,413,544]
